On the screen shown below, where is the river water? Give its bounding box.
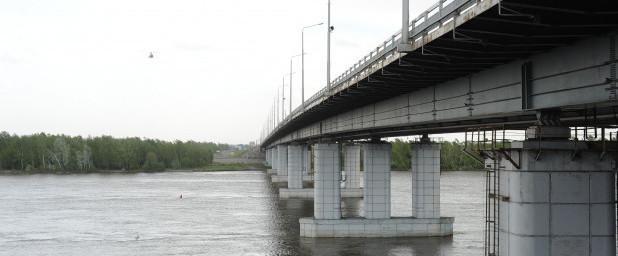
[0,171,485,256]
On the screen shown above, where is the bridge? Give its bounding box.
[259,0,618,255]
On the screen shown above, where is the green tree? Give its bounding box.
[391,139,411,170]
[142,152,164,171]
[0,131,218,173]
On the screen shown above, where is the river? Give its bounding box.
[0,171,485,256]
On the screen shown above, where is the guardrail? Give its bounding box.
[264,0,484,145]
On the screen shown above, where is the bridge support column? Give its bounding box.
[280,144,362,199]
[268,148,278,175]
[270,145,289,183]
[313,143,342,219]
[286,145,303,189]
[343,144,362,189]
[496,139,616,256]
[265,149,273,169]
[362,143,391,219]
[300,141,452,237]
[410,142,441,218]
[277,145,287,176]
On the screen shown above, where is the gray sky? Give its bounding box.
[0,0,436,144]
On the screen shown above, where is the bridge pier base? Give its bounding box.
[495,140,616,256]
[271,175,312,183]
[300,142,453,237]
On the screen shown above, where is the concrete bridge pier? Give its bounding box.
[362,142,392,219]
[265,148,273,169]
[264,149,269,166]
[287,145,304,189]
[300,141,453,237]
[280,144,362,199]
[269,145,288,182]
[343,144,362,190]
[277,145,287,176]
[410,141,441,219]
[495,126,616,256]
[272,144,314,185]
[279,144,313,198]
[267,148,278,175]
[302,145,310,176]
[312,143,342,219]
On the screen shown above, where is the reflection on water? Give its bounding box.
[0,171,484,256]
[300,236,451,256]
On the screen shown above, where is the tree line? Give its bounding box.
[0,132,224,173]
[391,139,484,171]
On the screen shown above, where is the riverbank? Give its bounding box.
[0,163,267,175]
[193,162,266,172]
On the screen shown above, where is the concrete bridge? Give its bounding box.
[260,0,618,255]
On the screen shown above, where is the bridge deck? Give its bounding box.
[263,0,618,147]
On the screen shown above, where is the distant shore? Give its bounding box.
[0,163,266,175]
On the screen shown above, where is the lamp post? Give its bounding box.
[281,76,286,121]
[276,89,280,125]
[397,0,413,52]
[301,22,323,110]
[326,0,333,94]
[289,54,302,117]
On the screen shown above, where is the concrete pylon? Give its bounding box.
[496,140,616,256]
[266,148,272,167]
[287,145,303,189]
[300,141,452,237]
[279,144,363,199]
[265,148,278,175]
[302,145,311,176]
[270,147,279,173]
[410,142,441,218]
[343,144,362,189]
[313,143,341,220]
[362,143,391,219]
[277,144,287,176]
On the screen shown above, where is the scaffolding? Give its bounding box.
[465,125,618,256]
[464,127,524,256]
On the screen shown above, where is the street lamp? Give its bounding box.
[281,76,286,121]
[301,22,324,110]
[289,54,302,116]
[326,0,334,95]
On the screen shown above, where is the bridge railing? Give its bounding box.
[266,0,482,144]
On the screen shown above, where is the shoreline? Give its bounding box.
[0,167,484,176]
[0,167,266,176]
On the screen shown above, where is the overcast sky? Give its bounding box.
[0,0,438,144]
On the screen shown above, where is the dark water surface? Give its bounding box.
[0,171,484,256]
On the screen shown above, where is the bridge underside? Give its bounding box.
[263,0,618,148]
